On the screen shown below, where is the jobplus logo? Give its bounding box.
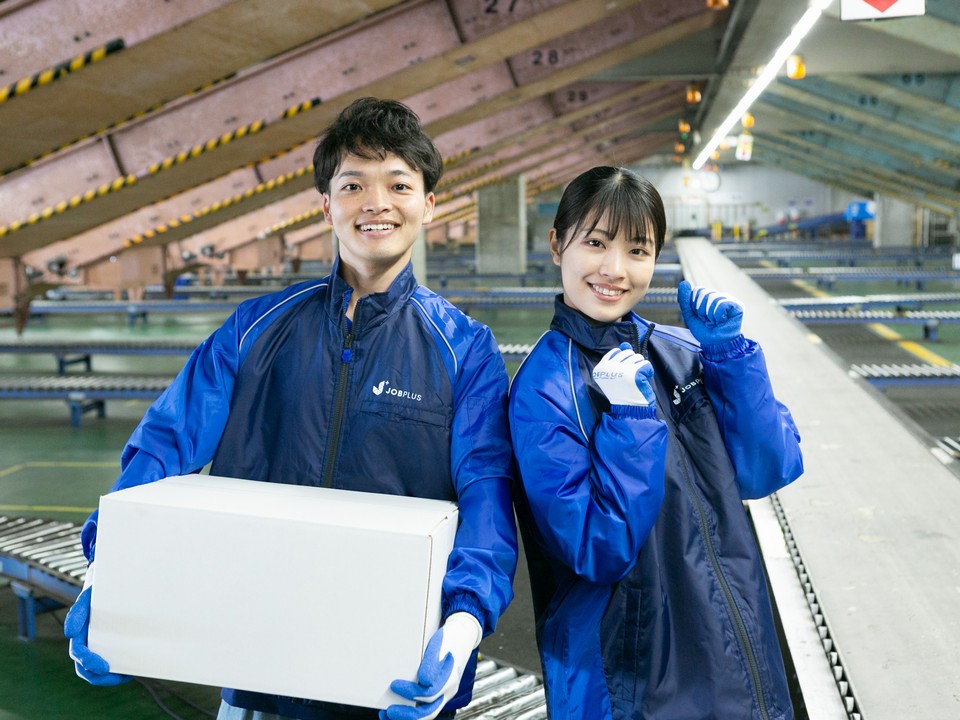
[372,380,423,402]
[672,377,703,405]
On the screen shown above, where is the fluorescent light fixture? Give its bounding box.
[692,0,834,169]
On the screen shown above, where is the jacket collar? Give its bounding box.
[327,256,418,328]
[549,295,650,353]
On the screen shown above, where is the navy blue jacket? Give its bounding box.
[509,299,803,720]
[81,260,518,720]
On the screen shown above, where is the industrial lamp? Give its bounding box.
[787,54,807,79]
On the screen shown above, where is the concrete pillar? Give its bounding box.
[476,175,527,274]
[873,194,917,247]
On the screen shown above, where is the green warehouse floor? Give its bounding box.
[2,250,959,719]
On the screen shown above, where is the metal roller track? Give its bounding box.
[0,516,88,588]
[768,495,862,720]
[0,339,198,355]
[780,292,960,310]
[849,362,960,386]
[0,374,172,398]
[457,658,546,719]
[792,309,960,323]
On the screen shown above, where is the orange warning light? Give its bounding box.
[787,54,806,80]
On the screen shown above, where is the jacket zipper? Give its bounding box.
[642,317,770,719]
[676,434,770,720]
[322,314,355,488]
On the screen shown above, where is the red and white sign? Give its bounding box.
[840,0,925,21]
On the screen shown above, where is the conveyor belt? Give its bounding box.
[0,374,171,426]
[0,339,198,353]
[5,299,240,318]
[0,342,533,364]
[0,514,548,715]
[848,362,960,386]
[0,339,198,372]
[936,435,960,459]
[792,309,960,322]
[3,288,681,323]
[746,266,960,285]
[780,292,960,310]
[0,516,85,641]
[0,516,87,586]
[459,658,545,719]
[718,240,950,258]
[790,309,960,340]
[0,374,172,397]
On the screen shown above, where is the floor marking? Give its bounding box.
[0,460,117,479]
[866,323,953,366]
[0,504,95,513]
[791,279,830,298]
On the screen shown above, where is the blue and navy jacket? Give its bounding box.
[509,298,803,720]
[81,259,518,720]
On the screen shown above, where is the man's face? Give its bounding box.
[323,151,435,283]
[551,214,658,324]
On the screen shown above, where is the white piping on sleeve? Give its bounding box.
[410,296,458,376]
[238,282,328,353]
[507,330,548,393]
[568,338,588,443]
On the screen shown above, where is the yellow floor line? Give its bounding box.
[0,504,95,513]
[867,323,901,341]
[791,279,830,298]
[897,341,955,367]
[0,464,25,479]
[866,323,954,366]
[0,460,117,478]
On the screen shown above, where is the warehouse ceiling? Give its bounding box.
[0,0,958,278]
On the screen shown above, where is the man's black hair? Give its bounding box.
[313,97,443,194]
[553,166,666,259]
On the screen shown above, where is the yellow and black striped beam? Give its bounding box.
[1,70,238,179]
[123,165,313,248]
[0,116,268,243]
[0,174,137,240]
[0,39,125,106]
[145,118,266,175]
[261,207,325,238]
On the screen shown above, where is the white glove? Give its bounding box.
[381,611,482,720]
[592,343,657,407]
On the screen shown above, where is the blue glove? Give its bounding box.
[592,343,656,407]
[63,562,131,686]
[677,280,743,346]
[380,612,482,720]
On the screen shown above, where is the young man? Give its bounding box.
[64,98,518,720]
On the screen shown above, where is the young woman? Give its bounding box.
[509,166,803,720]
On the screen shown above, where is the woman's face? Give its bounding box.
[551,213,658,324]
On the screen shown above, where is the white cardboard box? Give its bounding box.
[88,474,458,709]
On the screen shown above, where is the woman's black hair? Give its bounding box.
[313,97,443,194]
[553,166,666,258]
